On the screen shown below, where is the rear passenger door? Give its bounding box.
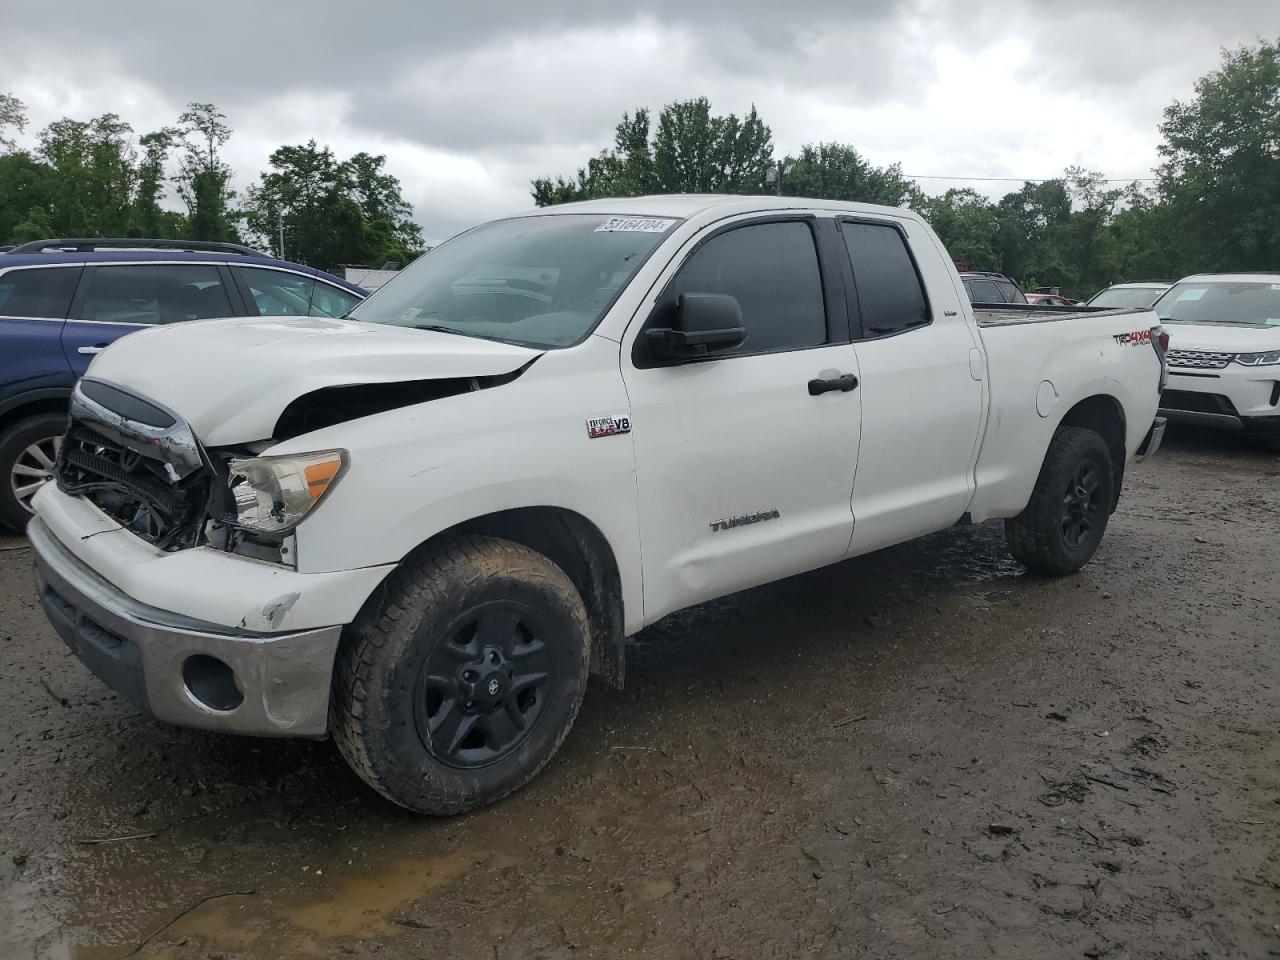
[622,216,862,622]
[62,262,237,375]
[838,218,984,555]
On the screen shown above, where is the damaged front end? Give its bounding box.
[58,365,534,566]
[58,380,346,566]
[59,380,214,552]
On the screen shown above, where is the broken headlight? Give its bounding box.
[226,450,348,536]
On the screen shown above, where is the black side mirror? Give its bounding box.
[645,292,746,361]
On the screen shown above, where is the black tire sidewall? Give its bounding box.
[339,540,590,814]
[1007,426,1115,576]
[0,413,68,532]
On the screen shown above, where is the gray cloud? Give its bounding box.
[4,0,1275,242]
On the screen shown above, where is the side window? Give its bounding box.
[78,264,232,325]
[967,279,1002,303]
[310,282,362,318]
[662,220,827,354]
[234,266,316,317]
[0,267,81,319]
[841,222,930,336]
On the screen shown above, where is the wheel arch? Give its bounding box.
[1054,393,1127,511]
[351,506,628,690]
[0,389,72,435]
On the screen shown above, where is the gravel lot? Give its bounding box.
[1,427,1277,960]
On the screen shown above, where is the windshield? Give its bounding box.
[347,213,679,348]
[1153,281,1280,326]
[1088,286,1166,309]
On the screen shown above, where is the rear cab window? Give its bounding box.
[0,266,83,319]
[840,221,930,337]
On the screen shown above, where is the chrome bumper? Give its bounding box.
[1134,416,1167,463]
[30,518,342,737]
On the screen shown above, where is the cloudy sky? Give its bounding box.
[4,1,1275,243]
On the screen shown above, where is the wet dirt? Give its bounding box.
[1,427,1277,959]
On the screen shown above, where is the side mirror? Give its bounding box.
[645,292,746,361]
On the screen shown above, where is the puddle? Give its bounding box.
[287,851,472,937]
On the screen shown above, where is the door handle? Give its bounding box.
[77,346,106,355]
[807,373,858,396]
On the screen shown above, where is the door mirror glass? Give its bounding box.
[646,292,746,360]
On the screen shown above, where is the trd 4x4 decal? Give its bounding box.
[1113,330,1153,346]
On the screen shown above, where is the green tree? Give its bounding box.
[532,98,773,204]
[780,142,922,206]
[343,151,425,263]
[0,151,55,243]
[0,92,27,152]
[36,113,137,236]
[1157,37,1280,272]
[176,102,237,242]
[131,128,182,238]
[917,188,999,269]
[242,141,423,271]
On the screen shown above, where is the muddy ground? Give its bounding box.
[1,427,1277,960]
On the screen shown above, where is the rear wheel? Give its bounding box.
[1005,426,1115,576]
[0,413,67,532]
[332,535,590,815]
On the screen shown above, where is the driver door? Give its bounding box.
[622,216,862,626]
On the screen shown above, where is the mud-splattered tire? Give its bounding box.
[1005,426,1115,576]
[332,535,590,815]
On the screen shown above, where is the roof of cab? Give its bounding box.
[0,249,368,294]
[520,193,924,223]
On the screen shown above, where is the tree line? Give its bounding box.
[534,38,1280,298]
[0,97,423,272]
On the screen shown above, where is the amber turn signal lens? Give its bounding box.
[304,459,342,500]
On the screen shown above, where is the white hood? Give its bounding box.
[1165,321,1280,353]
[86,316,542,445]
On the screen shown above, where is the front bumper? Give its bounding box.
[1161,365,1280,436]
[31,517,342,737]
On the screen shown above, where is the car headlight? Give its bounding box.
[226,450,347,536]
[1234,350,1280,366]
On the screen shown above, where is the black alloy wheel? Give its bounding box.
[414,601,558,768]
[1060,460,1103,550]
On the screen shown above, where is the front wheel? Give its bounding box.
[332,535,591,815]
[1005,426,1115,576]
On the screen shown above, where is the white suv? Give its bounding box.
[1156,274,1280,442]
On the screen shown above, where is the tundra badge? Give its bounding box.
[710,509,781,532]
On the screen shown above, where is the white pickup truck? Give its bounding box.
[29,195,1167,814]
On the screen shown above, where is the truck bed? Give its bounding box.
[974,304,1149,327]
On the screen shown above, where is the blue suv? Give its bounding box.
[0,238,368,530]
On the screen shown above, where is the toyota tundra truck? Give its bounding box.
[28,195,1167,814]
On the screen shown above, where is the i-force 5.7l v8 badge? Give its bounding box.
[586,414,632,439]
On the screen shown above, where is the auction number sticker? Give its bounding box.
[594,217,677,233]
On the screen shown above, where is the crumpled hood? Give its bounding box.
[86,316,542,445]
[1166,322,1280,354]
